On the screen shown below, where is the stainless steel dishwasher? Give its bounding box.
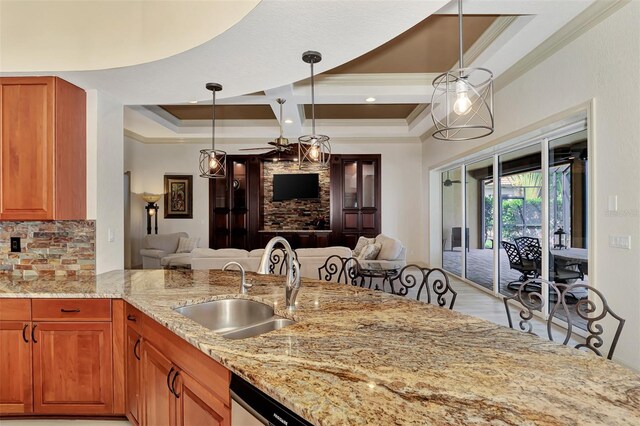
[230,374,313,426]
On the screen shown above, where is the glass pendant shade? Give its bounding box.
[298,50,331,170]
[431,0,494,141]
[431,68,494,141]
[199,82,227,178]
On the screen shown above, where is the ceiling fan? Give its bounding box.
[443,171,462,187]
[239,98,294,156]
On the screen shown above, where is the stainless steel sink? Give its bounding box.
[174,298,295,339]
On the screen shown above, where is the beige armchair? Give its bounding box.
[140,232,189,269]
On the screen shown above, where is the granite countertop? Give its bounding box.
[258,229,332,233]
[1,270,639,425]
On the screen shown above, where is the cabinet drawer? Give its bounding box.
[0,299,31,321]
[32,299,111,321]
[125,303,143,333]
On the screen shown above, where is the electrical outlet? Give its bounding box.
[609,235,631,249]
[10,237,21,252]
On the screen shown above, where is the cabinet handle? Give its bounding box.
[167,367,175,394]
[170,371,180,398]
[31,324,38,343]
[22,324,29,343]
[61,308,81,313]
[133,338,141,361]
[127,315,137,322]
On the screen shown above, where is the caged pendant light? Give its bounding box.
[431,0,494,141]
[298,50,331,169]
[199,83,227,178]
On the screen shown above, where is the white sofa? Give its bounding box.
[191,246,352,280]
[140,232,189,269]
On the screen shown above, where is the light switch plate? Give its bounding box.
[609,235,631,249]
[108,228,115,243]
[608,195,618,212]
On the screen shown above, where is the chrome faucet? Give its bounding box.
[222,261,252,295]
[257,237,301,311]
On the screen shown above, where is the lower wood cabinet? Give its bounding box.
[32,322,113,414]
[130,305,231,426]
[126,327,142,425]
[0,321,32,414]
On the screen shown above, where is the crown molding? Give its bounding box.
[494,0,629,91]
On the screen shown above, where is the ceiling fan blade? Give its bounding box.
[238,147,273,151]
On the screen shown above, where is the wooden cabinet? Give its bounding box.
[259,231,332,249]
[141,341,174,426]
[32,322,113,414]
[133,304,231,426]
[174,368,229,426]
[209,155,261,250]
[126,327,142,425]
[331,155,381,247]
[0,298,123,418]
[0,77,86,221]
[0,321,32,414]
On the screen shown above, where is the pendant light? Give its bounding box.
[199,83,227,178]
[298,50,330,169]
[431,0,494,141]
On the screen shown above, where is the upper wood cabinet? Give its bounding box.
[0,77,86,220]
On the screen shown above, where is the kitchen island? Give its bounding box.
[1,269,639,425]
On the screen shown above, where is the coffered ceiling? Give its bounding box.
[117,1,598,144]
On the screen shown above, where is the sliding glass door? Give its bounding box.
[498,145,542,296]
[465,158,494,290]
[442,167,463,276]
[438,118,589,325]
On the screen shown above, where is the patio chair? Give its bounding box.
[550,283,625,360]
[515,236,542,262]
[501,241,538,290]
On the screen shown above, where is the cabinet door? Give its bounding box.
[141,341,176,426]
[0,321,32,414]
[126,327,142,425]
[173,369,230,426]
[0,78,55,220]
[32,322,113,414]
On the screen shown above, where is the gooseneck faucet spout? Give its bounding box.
[257,237,301,311]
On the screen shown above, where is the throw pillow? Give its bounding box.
[353,236,375,257]
[375,234,403,261]
[176,236,200,253]
[357,243,382,260]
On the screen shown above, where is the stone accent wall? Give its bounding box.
[263,161,330,230]
[0,221,96,277]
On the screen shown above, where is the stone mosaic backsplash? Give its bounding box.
[262,161,330,230]
[0,221,96,277]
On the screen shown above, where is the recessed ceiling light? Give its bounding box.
[188,100,198,104]
[284,119,293,124]
[365,97,376,102]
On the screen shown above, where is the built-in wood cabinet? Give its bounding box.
[32,322,113,414]
[130,303,231,426]
[0,77,86,221]
[0,321,33,414]
[209,155,261,250]
[259,231,331,249]
[331,154,382,247]
[0,298,123,418]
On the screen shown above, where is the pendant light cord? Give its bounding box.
[310,60,316,136]
[211,89,216,150]
[458,0,464,72]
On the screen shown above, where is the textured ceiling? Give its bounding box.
[160,105,276,120]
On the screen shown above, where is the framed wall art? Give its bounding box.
[164,175,193,219]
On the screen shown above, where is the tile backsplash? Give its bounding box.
[0,221,96,277]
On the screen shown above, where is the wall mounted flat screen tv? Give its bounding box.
[273,173,319,201]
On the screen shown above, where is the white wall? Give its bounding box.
[124,138,424,266]
[87,90,124,273]
[422,2,640,370]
